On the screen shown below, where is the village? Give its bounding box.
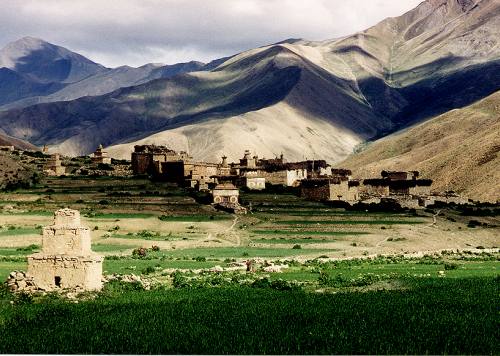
[15,143,468,213]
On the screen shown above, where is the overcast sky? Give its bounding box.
[1,0,423,68]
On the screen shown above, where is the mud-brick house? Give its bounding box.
[27,209,103,291]
[234,151,307,187]
[256,162,307,187]
[131,145,191,175]
[301,177,360,203]
[361,171,432,197]
[162,161,218,189]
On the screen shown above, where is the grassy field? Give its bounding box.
[0,277,497,354]
[274,219,425,225]
[0,176,499,354]
[0,228,41,237]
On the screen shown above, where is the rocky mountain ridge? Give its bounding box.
[0,0,498,165]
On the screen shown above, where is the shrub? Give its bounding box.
[444,263,459,270]
[97,163,114,171]
[13,292,33,305]
[142,266,156,275]
[171,271,189,288]
[137,230,156,239]
[151,245,160,252]
[0,283,12,298]
[101,280,143,294]
[292,244,302,249]
[251,277,271,289]
[132,248,147,258]
[16,244,39,252]
[270,279,300,291]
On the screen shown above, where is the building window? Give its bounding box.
[54,276,61,287]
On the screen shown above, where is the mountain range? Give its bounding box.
[0,0,498,199]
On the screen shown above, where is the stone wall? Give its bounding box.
[360,184,390,197]
[409,185,432,196]
[301,183,330,201]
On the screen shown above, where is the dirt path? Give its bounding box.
[225,215,241,246]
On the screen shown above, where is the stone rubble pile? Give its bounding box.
[6,271,38,292]
[104,273,152,290]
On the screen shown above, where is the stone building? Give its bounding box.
[91,144,112,164]
[44,153,65,176]
[361,171,432,197]
[357,171,434,208]
[301,177,360,203]
[235,151,309,187]
[131,145,191,175]
[27,209,103,291]
[239,150,258,168]
[162,161,218,188]
[265,166,307,186]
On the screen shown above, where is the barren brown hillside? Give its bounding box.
[0,151,38,190]
[0,132,38,151]
[340,91,500,202]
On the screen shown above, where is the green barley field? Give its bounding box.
[0,277,497,354]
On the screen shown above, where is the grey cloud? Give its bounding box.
[1,0,423,67]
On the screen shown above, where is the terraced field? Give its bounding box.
[0,176,498,279]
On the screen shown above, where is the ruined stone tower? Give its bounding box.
[27,209,103,291]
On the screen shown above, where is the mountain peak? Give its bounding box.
[0,37,46,68]
[0,36,106,83]
[15,36,46,45]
